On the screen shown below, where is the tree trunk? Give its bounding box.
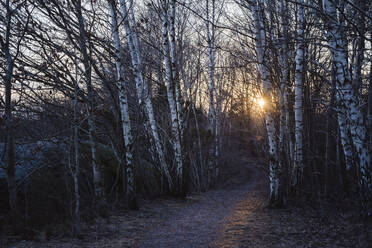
[279,0,290,195]
[169,0,183,133]
[323,0,372,215]
[108,0,137,209]
[293,0,304,187]
[161,0,184,195]
[73,51,80,236]
[205,0,217,187]
[119,0,174,191]
[252,0,282,206]
[74,0,103,198]
[3,0,17,224]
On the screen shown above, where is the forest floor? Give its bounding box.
[4,155,372,248]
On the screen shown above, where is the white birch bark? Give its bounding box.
[323,0,372,214]
[108,0,136,207]
[169,0,183,132]
[119,0,174,191]
[323,0,354,173]
[161,0,184,194]
[206,0,216,130]
[337,107,354,170]
[293,0,304,186]
[252,0,281,205]
[205,0,217,186]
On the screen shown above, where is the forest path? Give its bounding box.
[136,154,368,248]
[10,155,369,247]
[138,156,264,248]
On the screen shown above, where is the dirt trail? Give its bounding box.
[138,157,263,248]
[137,155,370,248]
[7,156,370,248]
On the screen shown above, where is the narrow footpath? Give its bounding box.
[138,157,263,248]
[10,156,370,248]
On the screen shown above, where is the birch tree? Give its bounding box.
[205,0,218,186]
[322,0,372,215]
[321,1,353,172]
[293,0,304,187]
[169,0,183,133]
[108,0,137,208]
[251,0,282,206]
[118,0,174,191]
[161,0,184,195]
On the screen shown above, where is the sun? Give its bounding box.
[258,98,265,109]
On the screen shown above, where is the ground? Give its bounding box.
[3,156,372,248]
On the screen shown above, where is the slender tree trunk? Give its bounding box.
[192,52,206,190]
[293,0,304,187]
[119,0,174,191]
[214,93,221,181]
[73,52,80,236]
[192,102,204,190]
[108,0,137,209]
[252,0,282,206]
[285,88,294,168]
[3,0,17,223]
[278,88,286,193]
[161,0,184,195]
[74,0,103,198]
[279,0,289,195]
[206,0,216,128]
[324,63,337,196]
[205,0,217,187]
[169,0,183,133]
